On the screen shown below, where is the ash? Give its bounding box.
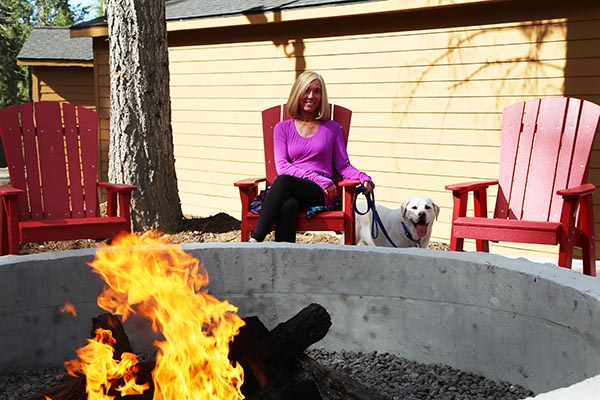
[0,365,66,400]
[3,350,534,400]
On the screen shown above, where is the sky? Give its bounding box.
[69,0,99,18]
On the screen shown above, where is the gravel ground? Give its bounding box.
[4,212,532,399]
[3,350,534,400]
[17,212,450,254]
[308,349,534,400]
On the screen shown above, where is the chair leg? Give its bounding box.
[240,228,249,242]
[4,198,20,255]
[557,238,574,270]
[450,191,467,251]
[344,212,355,246]
[557,229,575,271]
[579,195,596,277]
[473,189,490,252]
[0,200,7,256]
[343,228,355,245]
[582,236,596,277]
[476,240,490,253]
[558,198,578,270]
[449,230,464,251]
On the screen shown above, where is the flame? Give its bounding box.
[64,328,148,399]
[60,301,77,316]
[68,232,245,399]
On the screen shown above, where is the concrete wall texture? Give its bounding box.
[1,243,599,397]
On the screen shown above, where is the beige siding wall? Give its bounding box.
[97,3,600,261]
[31,66,95,109]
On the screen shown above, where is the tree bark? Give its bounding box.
[107,0,182,232]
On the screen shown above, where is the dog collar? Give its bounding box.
[401,221,421,248]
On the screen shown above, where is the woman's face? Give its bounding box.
[301,79,322,116]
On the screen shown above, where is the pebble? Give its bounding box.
[307,348,534,400]
[1,350,534,399]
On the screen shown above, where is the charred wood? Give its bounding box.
[26,304,389,400]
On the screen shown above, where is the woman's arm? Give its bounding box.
[331,123,375,189]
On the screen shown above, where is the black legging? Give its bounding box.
[252,174,325,242]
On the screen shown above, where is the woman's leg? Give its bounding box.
[252,174,324,242]
[274,197,300,242]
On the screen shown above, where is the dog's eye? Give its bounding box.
[411,206,418,209]
[425,205,431,210]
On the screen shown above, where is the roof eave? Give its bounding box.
[70,0,505,38]
[17,59,93,68]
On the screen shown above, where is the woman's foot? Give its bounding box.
[248,237,258,243]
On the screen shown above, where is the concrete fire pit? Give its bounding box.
[0,243,599,398]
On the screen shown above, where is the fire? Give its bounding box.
[64,328,148,399]
[60,301,77,316]
[66,232,245,399]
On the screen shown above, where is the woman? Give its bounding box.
[250,71,374,243]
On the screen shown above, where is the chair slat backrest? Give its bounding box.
[261,104,352,187]
[0,102,99,222]
[494,97,600,222]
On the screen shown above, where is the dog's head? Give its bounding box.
[401,196,440,239]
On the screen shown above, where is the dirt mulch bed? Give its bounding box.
[19,212,449,255]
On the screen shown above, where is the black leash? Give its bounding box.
[353,185,401,248]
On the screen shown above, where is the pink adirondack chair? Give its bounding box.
[445,97,600,276]
[234,104,360,244]
[0,102,138,255]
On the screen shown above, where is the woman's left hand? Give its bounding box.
[362,181,374,194]
[324,184,337,199]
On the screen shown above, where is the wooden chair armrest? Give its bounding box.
[98,182,139,192]
[0,184,24,197]
[445,179,499,193]
[556,183,595,198]
[234,177,266,188]
[98,182,137,218]
[338,179,361,187]
[234,178,266,216]
[447,180,497,222]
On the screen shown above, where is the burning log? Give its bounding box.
[231,303,390,400]
[24,313,151,400]
[229,303,332,398]
[27,304,390,400]
[90,313,134,359]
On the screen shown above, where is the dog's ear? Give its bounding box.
[433,201,441,220]
[400,200,408,217]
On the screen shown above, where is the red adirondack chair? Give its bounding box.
[234,104,360,244]
[445,97,600,276]
[0,102,138,255]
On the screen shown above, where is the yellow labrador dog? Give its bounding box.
[354,196,440,248]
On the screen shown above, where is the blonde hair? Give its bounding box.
[286,70,331,120]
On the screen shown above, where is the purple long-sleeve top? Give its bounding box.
[274,118,374,206]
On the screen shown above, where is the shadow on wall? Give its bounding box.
[243,8,306,79]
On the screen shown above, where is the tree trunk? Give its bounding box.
[107,0,182,233]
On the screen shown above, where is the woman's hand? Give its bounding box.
[324,184,337,199]
[362,181,374,194]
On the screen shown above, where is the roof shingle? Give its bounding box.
[72,0,374,29]
[18,26,92,62]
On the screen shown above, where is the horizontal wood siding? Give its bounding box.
[32,66,95,109]
[96,2,600,261]
[95,40,110,182]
